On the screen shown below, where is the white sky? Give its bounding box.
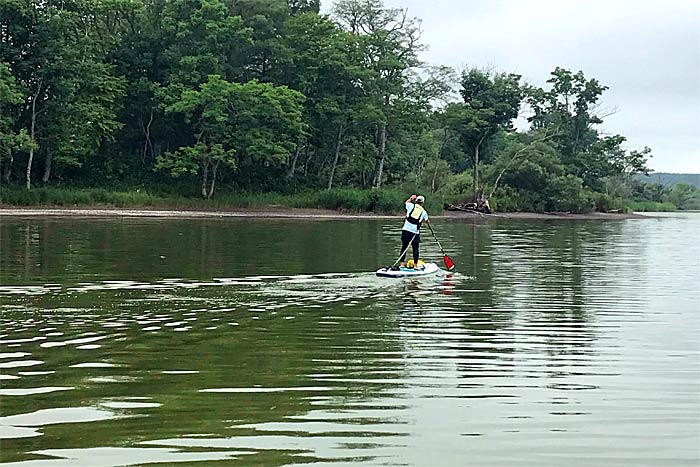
[323,0,700,173]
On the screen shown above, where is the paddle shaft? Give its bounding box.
[427,223,456,270]
[427,223,446,255]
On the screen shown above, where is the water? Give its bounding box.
[1,213,698,466]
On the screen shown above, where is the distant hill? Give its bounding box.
[635,173,700,187]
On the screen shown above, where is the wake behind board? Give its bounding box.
[376,262,440,278]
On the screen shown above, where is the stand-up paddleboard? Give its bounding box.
[376,262,440,278]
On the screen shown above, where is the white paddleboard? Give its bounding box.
[376,262,440,278]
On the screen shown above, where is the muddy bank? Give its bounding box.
[0,206,652,220]
[449,210,652,220]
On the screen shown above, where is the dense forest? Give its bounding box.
[0,0,696,212]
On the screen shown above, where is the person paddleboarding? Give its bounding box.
[397,194,429,270]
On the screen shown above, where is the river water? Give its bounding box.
[0,213,698,466]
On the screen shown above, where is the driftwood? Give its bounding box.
[444,202,492,215]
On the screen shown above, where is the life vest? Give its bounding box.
[406,203,425,227]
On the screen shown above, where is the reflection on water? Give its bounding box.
[0,214,698,466]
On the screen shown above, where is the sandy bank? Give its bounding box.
[0,206,652,220]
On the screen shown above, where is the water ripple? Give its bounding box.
[0,215,698,467]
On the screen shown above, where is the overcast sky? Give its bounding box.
[323,0,700,173]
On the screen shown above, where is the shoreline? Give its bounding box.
[0,206,653,220]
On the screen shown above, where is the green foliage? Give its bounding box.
[0,61,34,168]
[0,187,164,207]
[317,189,444,213]
[0,186,443,214]
[1,0,127,180]
[156,75,305,197]
[624,180,699,211]
[0,61,23,105]
[489,186,521,212]
[524,67,651,192]
[544,175,594,213]
[332,0,427,188]
[627,201,677,212]
[663,183,700,210]
[594,193,628,213]
[436,171,474,201]
[0,0,661,213]
[458,68,523,142]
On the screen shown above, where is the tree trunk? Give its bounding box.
[327,122,345,190]
[26,85,40,190]
[432,129,449,194]
[489,159,514,200]
[206,161,218,199]
[431,157,440,194]
[472,144,479,199]
[201,162,209,198]
[372,122,387,189]
[287,144,302,178]
[142,109,154,162]
[417,155,427,181]
[304,144,313,177]
[3,148,13,183]
[303,145,312,176]
[42,149,52,184]
[472,133,487,200]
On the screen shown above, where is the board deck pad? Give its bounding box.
[376,262,440,278]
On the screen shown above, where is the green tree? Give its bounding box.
[278,12,367,188]
[0,0,125,187]
[156,75,305,198]
[664,183,700,210]
[452,68,524,197]
[485,128,560,199]
[287,0,320,14]
[161,0,251,86]
[231,0,291,82]
[333,0,423,188]
[0,62,33,183]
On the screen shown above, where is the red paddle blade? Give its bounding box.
[443,255,455,271]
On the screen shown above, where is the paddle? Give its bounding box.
[427,223,456,271]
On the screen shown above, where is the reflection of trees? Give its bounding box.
[451,221,518,380]
[391,220,519,385]
[480,221,630,385]
[0,218,384,288]
[386,219,631,393]
[0,217,416,455]
[5,217,640,459]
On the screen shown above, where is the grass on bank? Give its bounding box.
[0,187,446,214]
[0,186,681,214]
[626,201,677,212]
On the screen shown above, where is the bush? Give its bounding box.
[435,171,474,202]
[594,193,628,213]
[317,189,369,211]
[368,190,409,213]
[627,201,677,212]
[0,186,185,208]
[544,175,595,213]
[0,186,442,214]
[490,187,521,212]
[662,183,700,210]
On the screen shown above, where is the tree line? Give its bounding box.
[0,0,667,212]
